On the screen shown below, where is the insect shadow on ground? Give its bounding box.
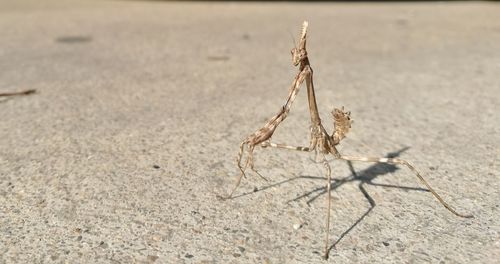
[231,146,430,251]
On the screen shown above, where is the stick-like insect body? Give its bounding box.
[226,21,473,260]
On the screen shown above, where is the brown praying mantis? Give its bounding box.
[222,21,473,260]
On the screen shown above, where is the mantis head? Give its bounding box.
[291,21,309,66]
[291,47,307,66]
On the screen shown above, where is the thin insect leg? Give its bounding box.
[322,155,332,260]
[239,142,253,179]
[0,89,36,97]
[224,173,245,199]
[339,155,473,218]
[261,142,312,152]
[225,143,252,199]
[236,141,246,177]
[307,148,321,163]
[242,148,252,174]
[257,141,312,180]
[261,141,322,171]
[248,147,269,181]
[315,148,324,163]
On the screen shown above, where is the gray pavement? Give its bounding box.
[0,1,499,263]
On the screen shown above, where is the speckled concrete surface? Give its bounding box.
[0,1,499,263]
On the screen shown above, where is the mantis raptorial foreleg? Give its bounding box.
[223,22,310,200]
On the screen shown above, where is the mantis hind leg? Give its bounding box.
[338,155,473,218]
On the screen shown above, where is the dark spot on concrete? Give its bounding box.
[242,33,250,40]
[147,255,159,262]
[76,235,82,241]
[99,241,108,249]
[207,55,230,61]
[208,161,223,170]
[383,241,390,246]
[395,19,408,26]
[238,246,245,253]
[253,187,259,192]
[233,253,241,257]
[56,35,92,44]
[429,166,438,171]
[133,220,145,226]
[51,255,59,260]
[153,164,160,169]
[185,253,194,258]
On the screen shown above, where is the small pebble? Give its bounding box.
[185,254,194,259]
[153,165,160,169]
[383,241,390,246]
[293,223,302,230]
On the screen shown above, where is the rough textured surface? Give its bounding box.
[0,1,499,263]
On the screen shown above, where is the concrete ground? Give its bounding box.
[0,1,499,263]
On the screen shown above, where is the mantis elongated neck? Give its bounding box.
[305,63,322,125]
